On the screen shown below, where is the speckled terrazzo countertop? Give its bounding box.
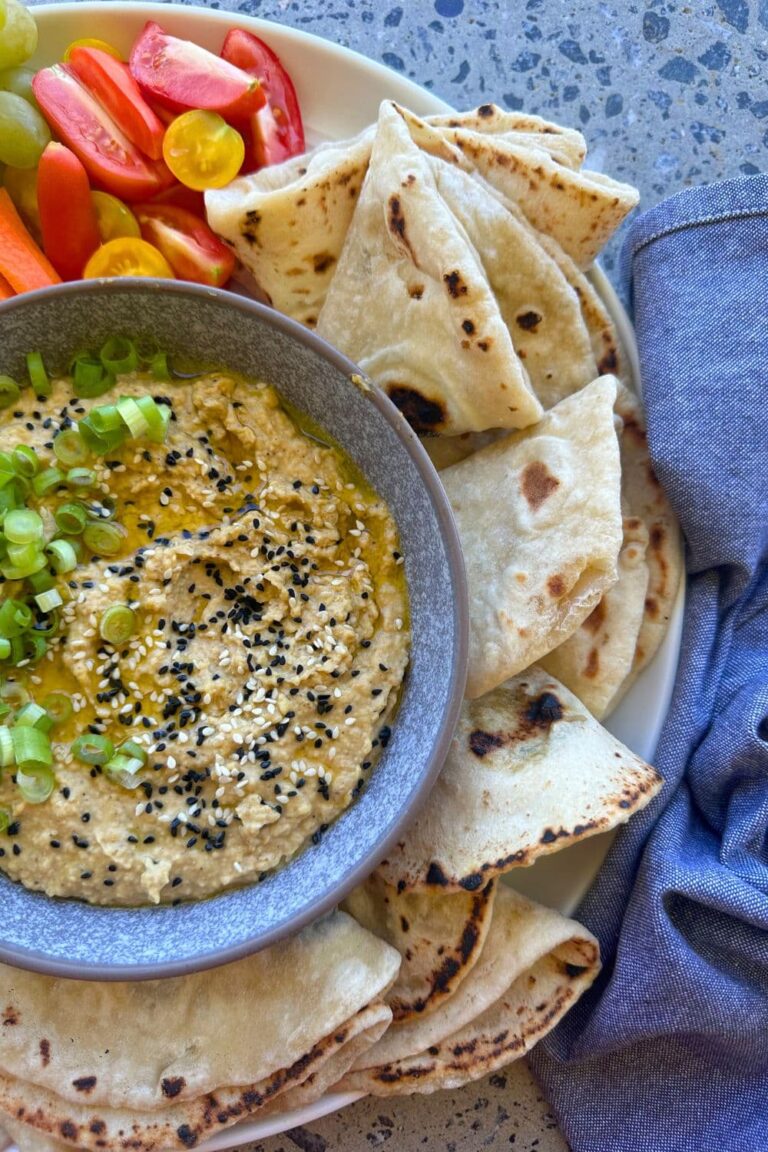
[29,0,767,1149]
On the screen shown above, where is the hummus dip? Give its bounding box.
[0,368,409,905]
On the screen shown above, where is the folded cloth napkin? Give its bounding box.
[530,175,768,1152]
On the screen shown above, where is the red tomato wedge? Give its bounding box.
[37,142,100,280]
[129,22,266,119]
[32,64,174,201]
[134,203,235,288]
[148,183,206,218]
[67,45,166,161]
[220,29,305,167]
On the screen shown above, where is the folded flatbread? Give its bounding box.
[426,105,587,168]
[436,126,639,268]
[427,159,599,408]
[337,885,600,1095]
[613,384,684,700]
[440,375,622,698]
[343,873,497,1022]
[377,666,663,893]
[0,911,399,1151]
[540,515,649,718]
[316,102,543,435]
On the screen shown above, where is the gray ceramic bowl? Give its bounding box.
[0,279,467,980]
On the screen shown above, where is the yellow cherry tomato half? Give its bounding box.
[83,237,174,279]
[63,38,123,62]
[162,109,244,191]
[91,191,140,242]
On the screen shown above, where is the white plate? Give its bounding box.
[27,5,684,1143]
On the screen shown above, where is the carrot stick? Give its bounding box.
[0,273,15,300]
[0,188,62,292]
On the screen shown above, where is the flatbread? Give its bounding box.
[427,158,599,408]
[440,375,623,698]
[316,101,543,435]
[343,873,497,1021]
[377,666,663,893]
[0,911,400,1151]
[613,384,684,699]
[435,126,639,268]
[205,125,375,327]
[539,516,650,718]
[426,105,587,168]
[337,886,600,1095]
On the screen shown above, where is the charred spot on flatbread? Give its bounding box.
[520,460,560,510]
[72,1076,97,1094]
[312,252,336,275]
[516,310,543,331]
[443,270,468,298]
[39,1038,50,1066]
[524,690,564,729]
[469,730,504,758]
[2,1005,18,1025]
[176,1124,198,1147]
[582,598,607,634]
[161,1076,187,1099]
[547,575,565,598]
[387,386,445,433]
[60,1122,78,1141]
[598,346,618,374]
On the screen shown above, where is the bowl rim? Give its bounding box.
[0,278,468,980]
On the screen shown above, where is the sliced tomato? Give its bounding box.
[220,29,305,167]
[147,182,206,217]
[32,64,174,201]
[134,203,234,288]
[129,21,266,120]
[67,45,166,160]
[37,142,101,280]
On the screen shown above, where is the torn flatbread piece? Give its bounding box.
[540,516,649,718]
[316,102,542,435]
[205,126,374,327]
[0,911,399,1151]
[436,126,639,268]
[441,375,622,698]
[377,667,663,893]
[337,886,600,1095]
[427,158,599,408]
[343,873,497,1022]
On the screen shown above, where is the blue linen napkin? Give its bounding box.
[529,174,768,1152]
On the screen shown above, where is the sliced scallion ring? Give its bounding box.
[14,701,53,732]
[53,428,89,467]
[99,604,135,645]
[26,351,50,398]
[0,681,28,709]
[34,587,63,614]
[16,763,55,804]
[66,467,96,489]
[46,538,79,573]
[0,727,13,767]
[3,508,43,544]
[134,395,171,443]
[0,639,10,661]
[42,692,72,727]
[54,502,87,535]
[0,377,20,410]
[12,445,39,478]
[72,356,114,399]
[11,725,52,769]
[71,732,114,765]
[32,467,64,497]
[116,396,150,438]
[100,336,139,376]
[83,519,126,556]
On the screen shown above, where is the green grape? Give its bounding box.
[0,91,49,168]
[0,0,37,71]
[3,163,38,230]
[0,66,36,105]
[0,1,7,34]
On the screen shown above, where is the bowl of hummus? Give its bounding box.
[0,279,467,978]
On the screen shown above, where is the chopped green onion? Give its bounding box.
[88,404,122,434]
[99,604,135,645]
[23,634,48,663]
[66,467,96,489]
[78,415,126,455]
[134,335,161,365]
[42,692,72,727]
[149,352,169,381]
[11,725,52,769]
[46,538,78,573]
[15,701,53,732]
[104,753,144,789]
[1,557,46,581]
[53,428,88,467]
[54,502,87,535]
[28,569,56,594]
[0,377,20,410]
[116,396,150,438]
[72,733,113,765]
[72,355,114,399]
[30,610,58,638]
[16,764,55,804]
[0,682,28,709]
[0,809,9,833]
[26,351,50,398]
[117,739,147,765]
[0,600,33,636]
[100,336,139,376]
[0,727,13,767]
[134,395,171,443]
[4,508,43,545]
[34,588,63,613]
[5,541,45,574]
[32,467,64,497]
[83,520,125,556]
[0,640,9,661]
[12,445,39,478]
